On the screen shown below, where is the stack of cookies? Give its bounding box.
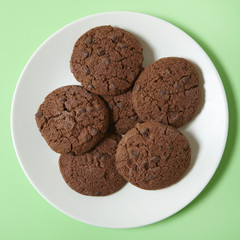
[35,25,201,196]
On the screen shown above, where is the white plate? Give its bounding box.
[11,12,228,228]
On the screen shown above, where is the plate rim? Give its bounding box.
[11,11,229,228]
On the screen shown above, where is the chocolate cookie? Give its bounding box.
[102,90,139,135]
[132,57,201,128]
[70,25,143,96]
[59,134,126,196]
[35,85,109,155]
[115,121,191,190]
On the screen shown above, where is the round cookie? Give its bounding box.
[35,85,109,155]
[132,57,201,128]
[59,134,126,196]
[115,121,191,190]
[102,90,139,135]
[70,25,143,96]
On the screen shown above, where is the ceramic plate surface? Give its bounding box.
[11,12,228,228]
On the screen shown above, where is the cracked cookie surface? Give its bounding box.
[70,25,143,96]
[132,57,201,128]
[35,85,109,155]
[102,90,139,135]
[59,134,126,196]
[115,121,191,190]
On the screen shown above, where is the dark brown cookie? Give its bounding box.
[59,134,126,196]
[70,25,143,96]
[132,57,201,128]
[115,121,191,190]
[102,90,139,135]
[35,85,109,155]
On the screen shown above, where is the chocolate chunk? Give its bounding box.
[87,84,93,89]
[119,42,128,49]
[101,154,107,162]
[78,108,86,116]
[155,116,164,123]
[108,103,113,110]
[82,66,90,75]
[144,162,149,170]
[170,111,179,121]
[183,64,188,71]
[116,101,125,108]
[103,172,108,179]
[181,75,190,84]
[183,143,189,150]
[167,143,174,150]
[86,106,94,113]
[93,152,101,160]
[130,71,136,81]
[151,155,160,163]
[111,35,118,43]
[81,135,90,144]
[35,110,43,118]
[130,149,139,159]
[59,97,67,102]
[130,114,138,120]
[104,58,110,65]
[158,89,166,95]
[110,83,116,90]
[97,48,105,56]
[85,36,92,45]
[127,159,132,167]
[91,128,99,136]
[82,50,89,58]
[140,128,149,136]
[148,173,156,180]
[173,82,180,90]
[163,152,170,160]
[134,165,139,171]
[96,105,103,111]
[156,119,163,123]
[135,84,141,92]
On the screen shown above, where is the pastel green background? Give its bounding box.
[1,0,239,239]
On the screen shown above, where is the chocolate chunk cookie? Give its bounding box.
[132,57,201,128]
[102,90,139,135]
[59,134,126,196]
[70,25,143,96]
[35,85,109,155]
[115,121,191,190]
